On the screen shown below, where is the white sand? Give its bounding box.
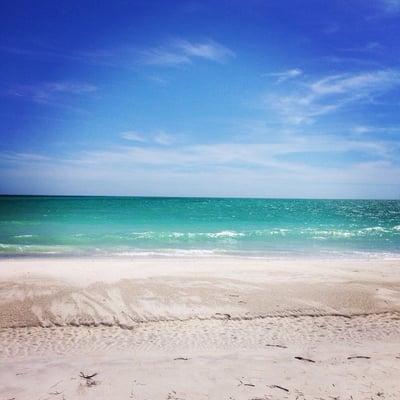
[0,256,399,399]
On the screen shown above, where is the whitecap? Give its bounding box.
[362,226,386,232]
[211,230,244,238]
[14,234,34,238]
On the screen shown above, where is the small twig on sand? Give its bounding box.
[166,390,185,400]
[294,356,316,363]
[269,384,289,392]
[347,356,371,360]
[237,378,255,387]
[79,372,98,387]
[249,397,270,400]
[80,372,98,379]
[266,344,287,349]
[174,357,190,361]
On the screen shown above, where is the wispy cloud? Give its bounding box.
[153,132,176,146]
[1,38,235,70]
[146,75,169,86]
[120,131,147,142]
[0,152,51,163]
[264,68,303,83]
[353,125,375,134]
[379,0,400,14]
[352,125,400,135]
[339,41,384,53]
[108,130,400,169]
[310,70,399,95]
[173,39,235,62]
[320,55,382,68]
[266,69,400,124]
[140,48,191,66]
[120,130,177,146]
[9,81,97,104]
[141,39,235,66]
[0,44,119,68]
[2,132,399,197]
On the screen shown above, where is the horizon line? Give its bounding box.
[0,194,399,201]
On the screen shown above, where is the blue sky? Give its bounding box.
[1,0,400,198]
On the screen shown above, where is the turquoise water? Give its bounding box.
[0,196,399,258]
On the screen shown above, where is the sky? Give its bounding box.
[1,0,400,199]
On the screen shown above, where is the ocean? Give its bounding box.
[0,196,399,258]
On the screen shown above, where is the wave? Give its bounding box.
[210,230,245,238]
[3,225,400,246]
[1,225,399,258]
[124,226,399,240]
[361,226,388,233]
[13,234,35,238]
[111,249,221,257]
[1,245,400,261]
[127,230,245,240]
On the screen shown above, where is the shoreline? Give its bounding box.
[2,248,400,260]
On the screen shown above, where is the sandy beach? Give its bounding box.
[0,256,399,399]
[3,0,400,397]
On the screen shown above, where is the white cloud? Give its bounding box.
[120,131,147,142]
[2,129,399,198]
[10,81,97,104]
[266,70,400,124]
[173,39,235,62]
[380,0,400,13]
[353,125,374,134]
[146,75,169,86]
[45,82,98,94]
[153,132,175,146]
[120,130,176,146]
[352,125,399,135]
[0,152,51,163]
[1,136,399,198]
[141,39,235,66]
[265,68,303,83]
[339,42,383,53]
[310,70,399,95]
[1,38,235,70]
[140,49,191,66]
[6,133,396,170]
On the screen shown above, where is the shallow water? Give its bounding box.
[0,196,399,257]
